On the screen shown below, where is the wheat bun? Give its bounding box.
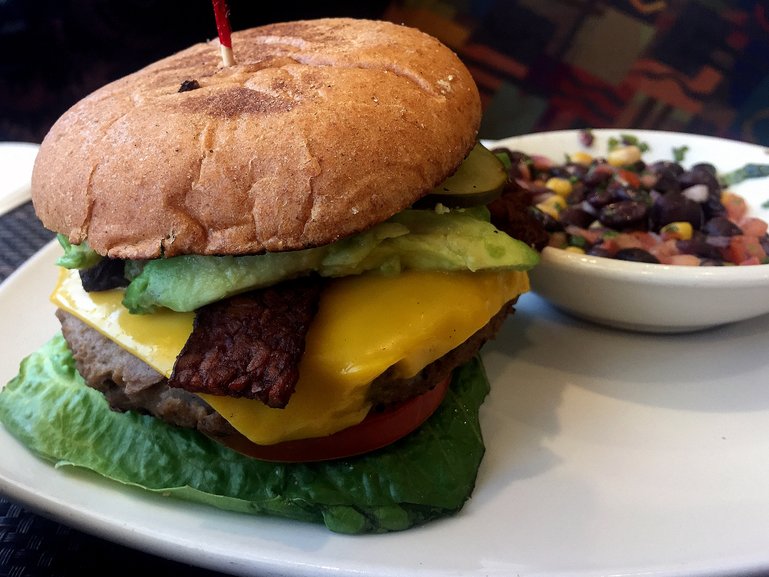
[32,18,481,259]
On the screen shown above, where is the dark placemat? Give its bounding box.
[0,202,232,577]
[0,202,54,281]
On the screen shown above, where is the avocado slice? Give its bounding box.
[427,143,508,207]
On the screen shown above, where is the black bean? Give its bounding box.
[548,166,572,179]
[614,248,660,263]
[566,163,589,179]
[691,162,718,176]
[679,167,721,200]
[559,207,595,228]
[760,236,769,256]
[608,180,651,204]
[652,169,681,195]
[530,206,563,232]
[703,216,742,236]
[703,194,727,220]
[584,164,614,187]
[566,181,587,204]
[676,236,723,260]
[586,187,616,209]
[587,245,612,258]
[599,200,649,229]
[649,192,705,231]
[648,160,685,177]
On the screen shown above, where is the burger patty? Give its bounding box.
[56,301,514,439]
[56,309,236,438]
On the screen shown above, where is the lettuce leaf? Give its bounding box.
[0,336,490,534]
[56,234,102,270]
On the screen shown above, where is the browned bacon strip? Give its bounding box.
[169,277,323,408]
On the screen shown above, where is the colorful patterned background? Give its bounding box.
[2,0,769,146]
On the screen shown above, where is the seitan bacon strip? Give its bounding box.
[169,276,323,408]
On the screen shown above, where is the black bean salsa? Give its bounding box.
[492,131,769,266]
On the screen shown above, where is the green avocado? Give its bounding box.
[122,207,539,314]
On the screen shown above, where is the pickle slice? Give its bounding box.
[427,143,507,207]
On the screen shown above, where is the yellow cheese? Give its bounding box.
[52,268,194,375]
[52,268,528,445]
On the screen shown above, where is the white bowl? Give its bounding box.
[487,129,769,332]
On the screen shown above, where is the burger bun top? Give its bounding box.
[32,18,481,259]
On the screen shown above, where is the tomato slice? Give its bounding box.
[208,375,452,463]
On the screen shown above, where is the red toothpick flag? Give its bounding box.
[211,0,235,66]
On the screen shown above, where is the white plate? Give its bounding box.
[0,142,38,216]
[4,241,769,576]
[485,129,769,332]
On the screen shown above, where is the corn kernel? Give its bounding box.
[535,194,566,220]
[569,151,593,166]
[660,221,693,240]
[564,246,586,254]
[545,177,573,197]
[607,145,642,167]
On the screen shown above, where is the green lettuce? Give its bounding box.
[56,234,102,270]
[122,207,539,313]
[0,336,490,534]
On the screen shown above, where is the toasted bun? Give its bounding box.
[32,18,481,259]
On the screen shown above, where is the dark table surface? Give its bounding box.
[0,202,229,577]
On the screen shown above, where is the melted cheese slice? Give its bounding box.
[52,268,528,445]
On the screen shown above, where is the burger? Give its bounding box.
[0,18,539,534]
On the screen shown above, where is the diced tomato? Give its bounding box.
[739,217,768,237]
[648,239,681,264]
[669,254,701,266]
[629,231,659,250]
[722,191,748,222]
[740,256,763,266]
[600,237,619,255]
[531,155,554,172]
[727,235,767,265]
[565,225,603,245]
[615,168,641,189]
[614,232,644,250]
[612,231,657,252]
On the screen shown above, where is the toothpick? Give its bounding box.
[211,0,235,67]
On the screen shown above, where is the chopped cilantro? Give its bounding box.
[721,164,769,186]
[569,235,588,248]
[608,133,650,153]
[672,145,689,163]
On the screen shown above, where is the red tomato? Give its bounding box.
[615,169,641,189]
[565,225,602,245]
[648,239,680,264]
[614,232,644,250]
[740,217,768,237]
[211,375,452,463]
[723,192,748,222]
[727,235,767,265]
